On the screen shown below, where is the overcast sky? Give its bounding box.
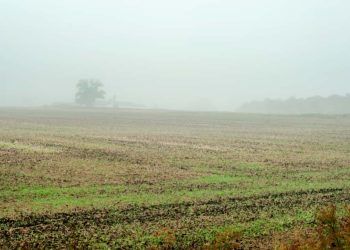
[1,0,350,110]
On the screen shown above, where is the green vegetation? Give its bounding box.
[0,108,349,248]
[278,205,350,250]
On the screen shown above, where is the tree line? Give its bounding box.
[237,95,350,114]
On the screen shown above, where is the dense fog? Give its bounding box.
[1,0,350,112]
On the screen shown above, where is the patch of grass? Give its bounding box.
[0,141,60,153]
[190,174,249,184]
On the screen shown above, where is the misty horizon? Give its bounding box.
[1,0,350,111]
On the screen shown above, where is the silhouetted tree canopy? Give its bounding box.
[75,79,106,107]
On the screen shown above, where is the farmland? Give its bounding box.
[0,108,350,249]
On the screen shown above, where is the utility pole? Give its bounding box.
[112,94,118,109]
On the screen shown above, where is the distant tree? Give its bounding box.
[75,79,106,107]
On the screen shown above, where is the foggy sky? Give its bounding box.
[1,0,350,111]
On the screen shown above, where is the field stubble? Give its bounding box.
[0,108,349,249]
